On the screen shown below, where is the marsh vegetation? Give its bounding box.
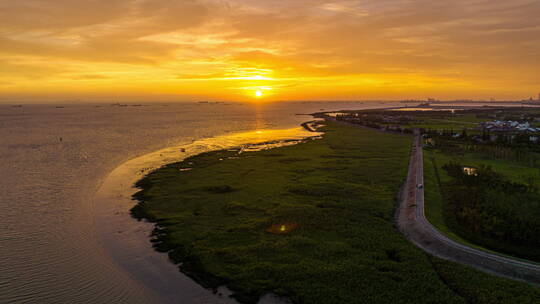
[133,121,540,303]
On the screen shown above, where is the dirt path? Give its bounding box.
[396,130,540,285]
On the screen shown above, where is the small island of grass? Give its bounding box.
[132,121,540,303]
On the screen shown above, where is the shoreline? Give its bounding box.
[93,126,322,304]
[100,118,540,304]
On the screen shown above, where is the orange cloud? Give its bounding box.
[1,0,540,102]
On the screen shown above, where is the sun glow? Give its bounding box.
[247,86,272,100]
[1,1,538,103]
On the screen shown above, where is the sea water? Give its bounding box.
[0,101,399,303]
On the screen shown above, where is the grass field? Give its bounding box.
[408,114,489,131]
[424,148,540,262]
[133,121,540,303]
[423,149,513,250]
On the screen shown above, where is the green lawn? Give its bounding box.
[133,121,540,303]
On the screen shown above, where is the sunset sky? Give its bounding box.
[1,0,540,102]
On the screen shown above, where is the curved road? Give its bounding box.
[397,131,540,285]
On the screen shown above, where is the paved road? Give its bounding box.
[397,130,540,285]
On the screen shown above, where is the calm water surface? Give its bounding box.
[0,101,398,304]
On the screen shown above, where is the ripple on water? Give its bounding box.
[94,127,320,304]
[0,102,394,303]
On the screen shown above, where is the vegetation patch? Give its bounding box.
[266,222,299,235]
[204,185,237,194]
[132,121,539,303]
[440,162,540,261]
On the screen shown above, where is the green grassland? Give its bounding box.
[424,148,540,262]
[370,112,490,133]
[132,121,540,303]
[423,149,521,250]
[408,114,490,131]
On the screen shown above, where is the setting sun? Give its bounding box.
[1,1,540,102]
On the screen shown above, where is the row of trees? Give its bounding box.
[426,130,540,167]
[334,115,414,134]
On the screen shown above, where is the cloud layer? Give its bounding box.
[1,0,539,101]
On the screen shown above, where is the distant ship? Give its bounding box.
[110,103,128,107]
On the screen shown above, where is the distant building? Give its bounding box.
[478,120,540,133]
[463,167,478,176]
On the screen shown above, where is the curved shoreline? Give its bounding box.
[397,132,540,285]
[93,126,321,304]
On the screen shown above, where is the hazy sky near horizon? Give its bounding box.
[1,0,540,102]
